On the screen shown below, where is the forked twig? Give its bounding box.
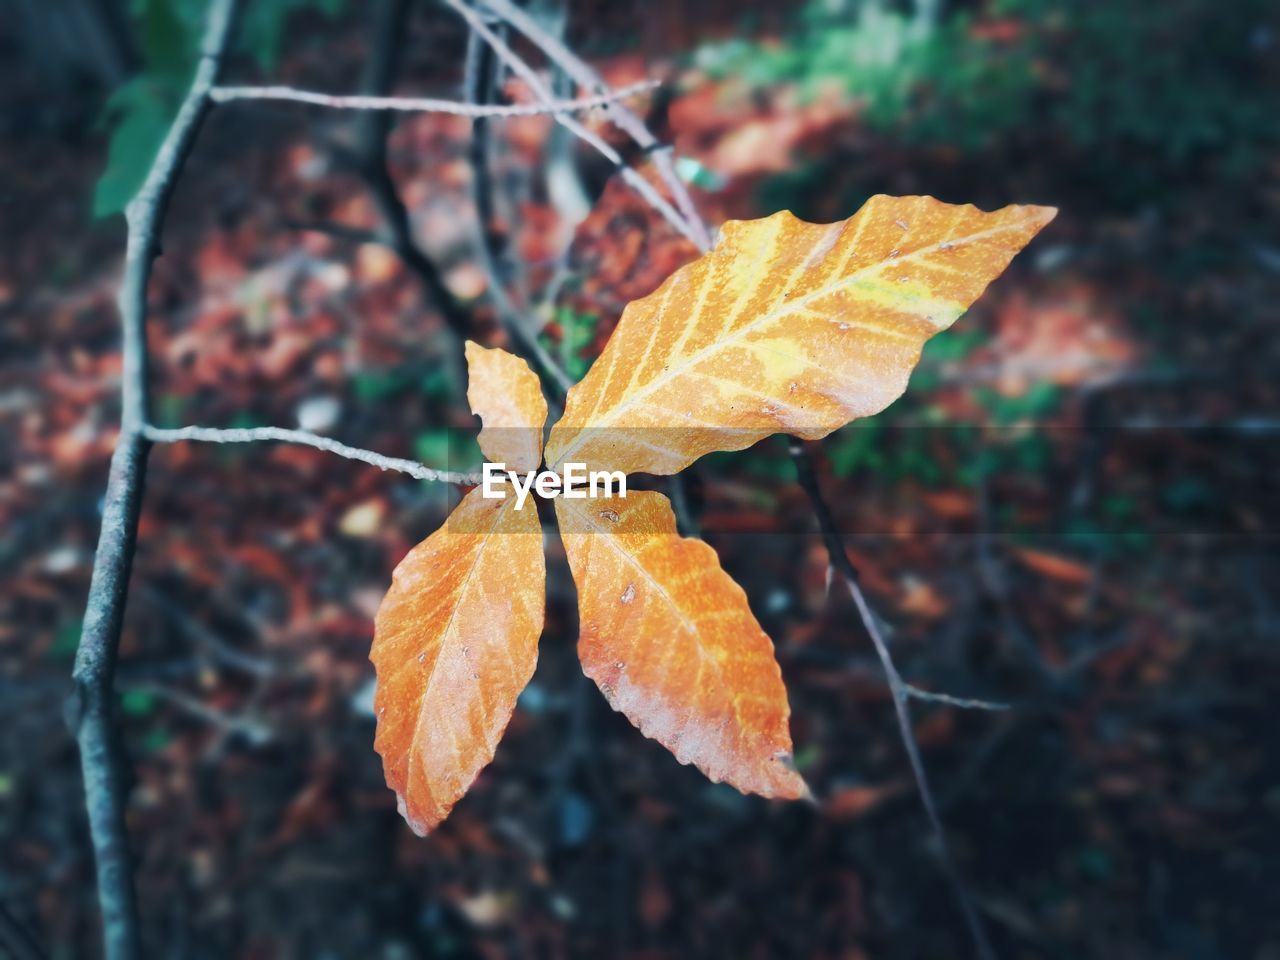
[352,0,472,344]
[462,26,574,397]
[444,0,703,249]
[789,439,997,960]
[70,3,241,958]
[478,0,711,252]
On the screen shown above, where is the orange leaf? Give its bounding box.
[1013,546,1093,585]
[370,488,544,834]
[546,196,1055,475]
[555,490,806,799]
[465,340,548,472]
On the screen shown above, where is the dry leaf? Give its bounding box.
[1014,547,1094,585]
[371,196,1055,831]
[465,340,548,472]
[555,490,806,799]
[546,196,1055,475]
[370,488,545,834]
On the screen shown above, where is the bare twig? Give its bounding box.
[283,219,383,245]
[667,473,700,538]
[140,585,285,679]
[353,0,472,344]
[445,0,703,248]
[788,439,997,960]
[904,685,1010,711]
[0,902,45,960]
[142,425,479,485]
[462,26,575,397]
[121,682,275,746]
[70,3,241,958]
[479,0,711,251]
[210,79,658,116]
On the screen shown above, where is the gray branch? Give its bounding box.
[210,79,657,116]
[904,685,1010,711]
[69,2,241,959]
[789,439,998,960]
[479,0,712,251]
[444,0,703,249]
[462,25,574,397]
[143,424,479,485]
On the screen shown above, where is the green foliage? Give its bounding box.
[973,382,1063,427]
[94,0,347,217]
[415,430,482,473]
[238,0,346,71]
[121,689,158,716]
[701,0,1277,196]
[827,418,946,486]
[699,0,1035,151]
[993,0,1276,173]
[547,306,600,381]
[50,620,84,659]
[352,369,414,403]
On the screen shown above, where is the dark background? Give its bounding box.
[2,0,1279,957]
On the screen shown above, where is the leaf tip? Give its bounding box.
[396,792,432,837]
[1025,204,1059,228]
[770,750,814,803]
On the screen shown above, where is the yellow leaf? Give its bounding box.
[556,490,807,799]
[465,340,548,473]
[370,488,544,834]
[546,196,1055,474]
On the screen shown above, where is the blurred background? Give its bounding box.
[2,0,1279,957]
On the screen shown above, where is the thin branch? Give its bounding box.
[788,439,997,960]
[904,685,1010,712]
[479,0,712,251]
[0,902,45,960]
[70,3,241,959]
[283,219,384,245]
[142,425,479,485]
[210,79,658,116]
[353,0,473,344]
[121,681,275,746]
[445,0,703,249]
[463,25,574,397]
[140,585,285,679]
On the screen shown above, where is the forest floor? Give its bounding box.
[2,3,1278,958]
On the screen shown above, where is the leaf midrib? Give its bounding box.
[565,496,751,755]
[550,217,1030,469]
[406,495,511,809]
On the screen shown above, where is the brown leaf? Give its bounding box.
[556,490,807,799]
[1014,547,1094,585]
[546,196,1055,475]
[370,488,544,834]
[465,340,548,473]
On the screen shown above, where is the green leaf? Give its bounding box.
[96,0,351,217]
[94,78,181,218]
[414,430,481,472]
[138,0,198,80]
[50,620,84,659]
[122,689,158,716]
[237,0,347,70]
